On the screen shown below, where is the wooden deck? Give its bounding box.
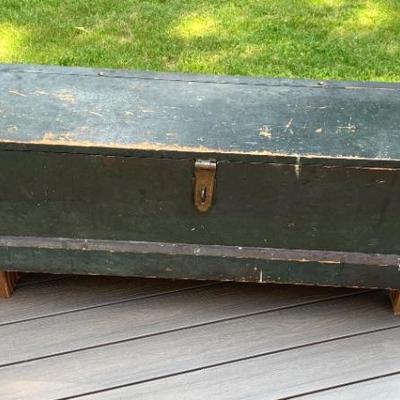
[1,273,399,399]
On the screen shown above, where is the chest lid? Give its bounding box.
[0,63,399,166]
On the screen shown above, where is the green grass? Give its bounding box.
[1,0,400,81]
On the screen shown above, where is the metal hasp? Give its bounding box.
[194,159,217,212]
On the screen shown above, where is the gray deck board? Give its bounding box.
[77,329,400,400]
[0,273,398,400]
[0,282,357,366]
[296,374,400,399]
[0,275,208,325]
[17,273,68,286]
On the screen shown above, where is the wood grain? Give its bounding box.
[0,291,397,400]
[0,271,19,298]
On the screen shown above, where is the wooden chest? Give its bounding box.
[1,64,400,311]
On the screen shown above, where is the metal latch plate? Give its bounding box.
[194,159,216,212]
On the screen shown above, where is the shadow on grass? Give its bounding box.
[0,0,399,81]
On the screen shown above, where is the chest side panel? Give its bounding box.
[1,150,399,254]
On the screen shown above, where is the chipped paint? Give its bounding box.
[294,156,301,181]
[0,235,398,268]
[2,136,400,166]
[33,90,49,96]
[8,90,26,97]
[345,86,398,91]
[55,90,75,104]
[1,68,399,165]
[306,106,328,110]
[6,125,18,132]
[337,123,357,133]
[259,125,272,139]
[284,118,294,134]
[89,111,103,117]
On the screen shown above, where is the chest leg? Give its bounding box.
[390,290,400,315]
[0,271,20,298]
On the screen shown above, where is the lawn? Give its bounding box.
[1,0,399,81]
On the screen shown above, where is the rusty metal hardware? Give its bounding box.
[194,159,216,212]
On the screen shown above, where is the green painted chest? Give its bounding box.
[1,64,400,307]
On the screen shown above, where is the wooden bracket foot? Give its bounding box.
[390,290,400,316]
[0,271,20,298]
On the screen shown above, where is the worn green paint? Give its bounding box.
[1,64,400,164]
[2,245,400,289]
[0,151,399,254]
[1,64,400,289]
